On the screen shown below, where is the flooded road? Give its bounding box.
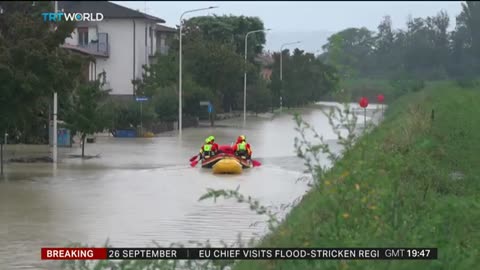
[0,104,380,269]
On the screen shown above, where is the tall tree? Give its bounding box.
[374,16,397,76]
[0,1,83,143]
[271,49,339,107]
[321,27,375,77]
[449,9,474,77]
[460,1,480,60]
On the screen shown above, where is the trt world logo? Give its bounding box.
[41,12,104,22]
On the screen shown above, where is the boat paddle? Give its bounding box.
[189,154,199,162]
[251,159,262,167]
[190,159,200,167]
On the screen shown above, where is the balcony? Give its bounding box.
[78,33,109,57]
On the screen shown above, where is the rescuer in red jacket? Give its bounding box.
[232,135,252,159]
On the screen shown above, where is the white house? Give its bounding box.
[58,1,176,95]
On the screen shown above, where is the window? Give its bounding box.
[78,27,89,46]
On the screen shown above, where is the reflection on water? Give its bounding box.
[0,105,379,269]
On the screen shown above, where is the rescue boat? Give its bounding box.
[212,156,243,174]
[201,145,253,174]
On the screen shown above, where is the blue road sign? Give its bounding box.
[136,97,148,102]
[208,104,213,113]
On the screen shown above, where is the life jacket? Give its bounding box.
[237,141,247,151]
[204,144,213,152]
[202,143,215,158]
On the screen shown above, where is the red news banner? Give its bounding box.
[41,247,437,260]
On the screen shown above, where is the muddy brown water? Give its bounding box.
[0,104,381,269]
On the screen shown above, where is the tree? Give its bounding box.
[134,15,267,117]
[271,49,339,107]
[182,15,266,57]
[183,40,244,112]
[247,77,271,115]
[0,1,84,143]
[373,16,398,76]
[460,1,480,60]
[449,9,474,77]
[132,53,178,97]
[321,27,375,78]
[65,72,111,158]
[181,15,267,111]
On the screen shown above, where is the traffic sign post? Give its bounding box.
[136,97,148,102]
[199,101,214,126]
[136,97,149,136]
[208,103,214,126]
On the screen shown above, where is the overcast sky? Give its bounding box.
[113,1,464,51]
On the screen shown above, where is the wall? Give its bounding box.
[64,19,158,95]
[95,19,137,95]
[134,20,152,80]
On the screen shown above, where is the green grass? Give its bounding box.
[235,82,480,270]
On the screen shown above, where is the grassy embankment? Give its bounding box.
[236,81,480,270]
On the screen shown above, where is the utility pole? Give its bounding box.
[243,29,270,126]
[178,6,218,136]
[279,41,301,112]
[1,141,3,176]
[53,0,58,163]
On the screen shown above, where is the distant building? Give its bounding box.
[261,68,272,81]
[58,1,176,96]
[255,53,274,81]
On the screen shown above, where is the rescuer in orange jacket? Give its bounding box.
[233,135,252,159]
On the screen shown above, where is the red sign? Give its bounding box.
[359,97,369,108]
[377,94,385,103]
[41,248,107,260]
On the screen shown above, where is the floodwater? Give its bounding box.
[0,103,381,270]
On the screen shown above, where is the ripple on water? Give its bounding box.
[0,107,357,269]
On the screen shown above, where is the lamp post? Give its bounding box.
[243,28,271,125]
[53,0,58,163]
[279,41,301,111]
[280,41,301,81]
[178,6,218,136]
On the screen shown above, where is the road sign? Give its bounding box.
[136,97,148,102]
[208,104,213,113]
[200,101,210,106]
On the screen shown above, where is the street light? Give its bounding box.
[279,41,301,111]
[178,6,218,136]
[53,0,58,163]
[280,41,301,81]
[243,28,271,125]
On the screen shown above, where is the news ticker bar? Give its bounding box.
[41,248,437,260]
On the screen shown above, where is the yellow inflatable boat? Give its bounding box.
[212,157,243,174]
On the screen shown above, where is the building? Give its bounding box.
[58,1,176,95]
[255,53,274,81]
